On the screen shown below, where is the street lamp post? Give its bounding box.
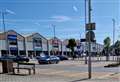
[112,19,115,61]
[1,10,13,73]
[52,24,56,55]
[1,10,15,56]
[1,11,9,56]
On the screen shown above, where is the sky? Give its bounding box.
[0,0,119,44]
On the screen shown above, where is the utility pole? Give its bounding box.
[88,0,92,79]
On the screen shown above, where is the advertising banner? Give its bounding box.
[7,34,18,50]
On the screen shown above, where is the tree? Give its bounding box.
[114,40,120,49]
[114,40,120,63]
[103,37,111,61]
[66,39,76,60]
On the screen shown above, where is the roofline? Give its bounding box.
[0,30,25,38]
[24,32,48,40]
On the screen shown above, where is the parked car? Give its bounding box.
[57,55,68,61]
[37,55,60,64]
[14,55,29,62]
[49,56,60,64]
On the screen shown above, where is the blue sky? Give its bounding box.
[0,0,119,44]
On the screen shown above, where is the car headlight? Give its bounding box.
[56,57,60,60]
[46,58,50,61]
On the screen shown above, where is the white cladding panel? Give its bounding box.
[0,40,6,50]
[18,41,24,50]
[26,42,33,50]
[62,45,66,52]
[42,43,47,51]
[59,44,62,51]
[0,51,1,57]
[48,44,53,51]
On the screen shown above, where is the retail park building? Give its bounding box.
[0,30,104,57]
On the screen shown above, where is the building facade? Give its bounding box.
[48,37,62,55]
[24,33,48,58]
[0,30,104,57]
[0,30,25,56]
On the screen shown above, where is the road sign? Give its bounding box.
[86,31,95,42]
[86,23,96,30]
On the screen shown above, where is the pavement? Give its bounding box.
[0,58,120,82]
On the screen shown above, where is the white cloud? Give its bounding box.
[73,6,78,12]
[5,9,16,15]
[50,15,71,22]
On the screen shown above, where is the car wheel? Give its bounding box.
[48,60,51,64]
[26,60,29,62]
[56,61,59,64]
[50,61,54,64]
[38,61,41,64]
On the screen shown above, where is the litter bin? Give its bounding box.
[2,60,13,73]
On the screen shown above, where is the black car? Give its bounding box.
[14,55,29,62]
[57,55,68,61]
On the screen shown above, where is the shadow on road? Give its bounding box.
[8,73,29,76]
[70,78,89,82]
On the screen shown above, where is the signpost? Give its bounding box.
[86,31,95,42]
[86,0,96,79]
[86,23,96,30]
